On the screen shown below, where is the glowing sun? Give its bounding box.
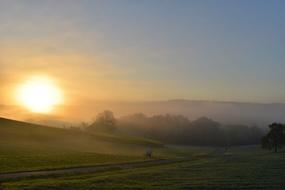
[16,76,63,113]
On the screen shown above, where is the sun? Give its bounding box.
[16,76,63,113]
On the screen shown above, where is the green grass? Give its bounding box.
[0,149,141,173]
[0,117,162,149]
[0,142,207,173]
[0,117,167,173]
[2,146,285,190]
[2,117,284,189]
[88,131,163,147]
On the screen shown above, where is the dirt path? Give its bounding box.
[0,159,185,181]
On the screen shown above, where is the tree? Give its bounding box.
[88,110,116,132]
[262,123,285,153]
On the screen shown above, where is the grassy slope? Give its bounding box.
[3,146,285,190]
[0,117,164,173]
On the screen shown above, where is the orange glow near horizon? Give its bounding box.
[15,76,63,113]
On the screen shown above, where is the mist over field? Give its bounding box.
[2,100,285,127]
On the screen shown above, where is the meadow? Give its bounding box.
[1,118,211,174]
[0,118,166,173]
[1,118,284,190]
[2,146,285,190]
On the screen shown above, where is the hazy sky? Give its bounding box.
[1,0,285,104]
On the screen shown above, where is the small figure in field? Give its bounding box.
[145,148,153,159]
[224,145,230,152]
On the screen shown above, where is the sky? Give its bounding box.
[1,0,285,106]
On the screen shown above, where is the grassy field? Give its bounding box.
[0,117,211,173]
[2,146,285,190]
[1,117,284,190]
[0,118,167,173]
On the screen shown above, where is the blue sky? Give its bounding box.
[1,0,285,103]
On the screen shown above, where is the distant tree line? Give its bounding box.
[117,113,265,146]
[87,111,266,146]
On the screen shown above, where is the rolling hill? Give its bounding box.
[0,117,164,173]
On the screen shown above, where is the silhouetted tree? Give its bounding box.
[262,123,285,153]
[88,110,116,132]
